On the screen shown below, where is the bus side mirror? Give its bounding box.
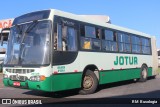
[0,35,4,46]
[0,28,10,46]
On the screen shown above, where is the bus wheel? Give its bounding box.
[139,65,148,82]
[79,70,98,95]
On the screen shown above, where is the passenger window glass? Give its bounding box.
[102,30,117,52]
[124,43,131,52]
[141,38,150,46]
[80,25,85,37]
[92,39,101,50]
[141,37,150,54]
[85,26,96,38]
[102,41,117,52]
[132,45,141,53]
[96,28,101,39]
[118,33,131,53]
[124,34,130,43]
[80,25,101,51]
[81,38,101,50]
[105,30,114,41]
[118,43,124,52]
[54,24,77,51]
[131,35,141,53]
[118,33,124,42]
[131,36,140,45]
[81,37,91,50]
[67,27,77,51]
[57,24,62,51]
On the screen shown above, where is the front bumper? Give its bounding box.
[3,77,52,92]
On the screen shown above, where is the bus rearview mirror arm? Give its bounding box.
[0,28,11,46]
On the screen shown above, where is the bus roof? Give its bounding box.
[13,9,152,38]
[51,9,152,38]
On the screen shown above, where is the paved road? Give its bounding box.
[0,73,160,106]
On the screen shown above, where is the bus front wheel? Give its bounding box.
[139,65,148,82]
[79,70,98,95]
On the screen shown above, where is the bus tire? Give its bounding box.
[139,65,148,82]
[79,70,98,95]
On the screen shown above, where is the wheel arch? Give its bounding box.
[82,64,100,81]
[141,63,148,69]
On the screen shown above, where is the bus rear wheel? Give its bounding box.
[139,65,148,82]
[79,70,98,95]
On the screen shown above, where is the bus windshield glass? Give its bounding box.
[4,20,51,66]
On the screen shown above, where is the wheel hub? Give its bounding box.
[83,76,93,90]
[142,68,147,79]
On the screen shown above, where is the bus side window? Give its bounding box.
[67,27,77,51]
[80,25,99,50]
[96,28,101,39]
[53,24,58,50]
[92,28,101,50]
[57,24,63,51]
[112,31,118,51]
[54,23,77,51]
[102,29,118,52]
[62,25,67,51]
[80,25,91,50]
[81,37,91,49]
[141,38,151,54]
[118,32,131,53]
[131,35,141,53]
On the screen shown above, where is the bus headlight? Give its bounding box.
[3,74,8,79]
[30,75,46,81]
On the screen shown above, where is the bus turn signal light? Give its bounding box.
[40,75,46,81]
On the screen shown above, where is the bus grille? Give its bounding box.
[6,69,34,74]
[10,75,28,81]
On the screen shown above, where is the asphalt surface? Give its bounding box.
[0,73,160,106]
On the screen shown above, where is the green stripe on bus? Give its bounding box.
[99,68,152,84]
[28,72,82,92]
[52,73,82,92]
[28,77,52,92]
[148,67,152,77]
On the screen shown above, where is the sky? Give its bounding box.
[0,0,160,49]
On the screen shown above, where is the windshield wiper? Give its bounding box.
[15,24,23,43]
[19,20,38,64]
[20,20,38,44]
[20,20,38,45]
[15,24,23,34]
[26,20,38,33]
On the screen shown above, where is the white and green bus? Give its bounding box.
[2,9,158,94]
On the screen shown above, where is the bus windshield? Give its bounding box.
[4,20,51,66]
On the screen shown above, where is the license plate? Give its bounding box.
[13,82,20,87]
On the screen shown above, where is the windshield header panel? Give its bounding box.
[13,10,50,25]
